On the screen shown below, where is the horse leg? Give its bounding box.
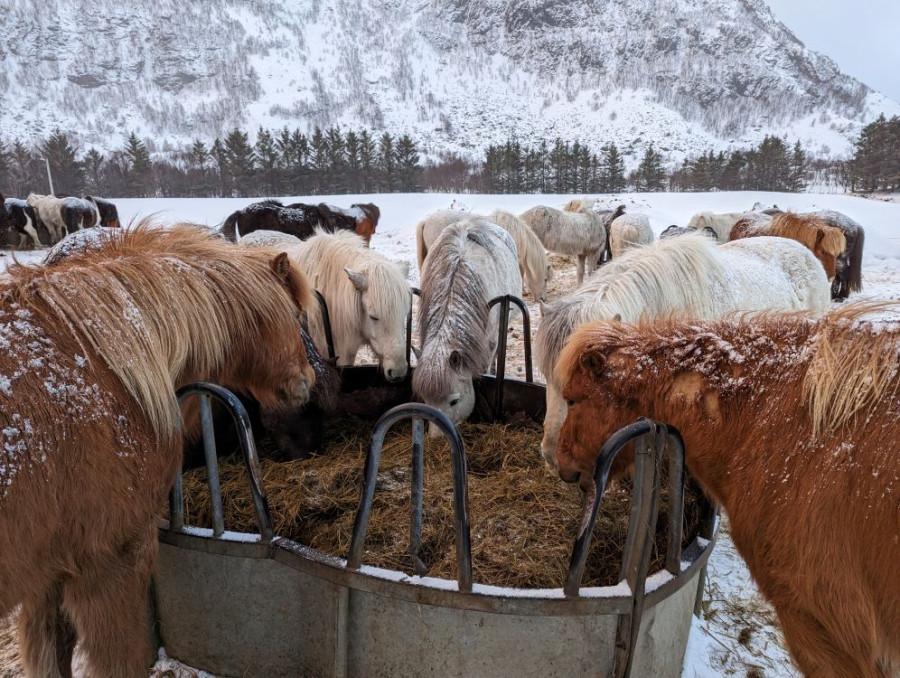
[777,606,886,678]
[576,254,585,286]
[22,213,42,248]
[18,583,74,678]
[63,529,157,678]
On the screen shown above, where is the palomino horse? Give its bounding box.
[256,228,412,381]
[520,204,621,285]
[536,233,831,468]
[413,217,522,432]
[730,211,846,280]
[555,303,899,678]
[416,208,551,301]
[0,224,316,677]
[607,212,654,258]
[810,210,865,301]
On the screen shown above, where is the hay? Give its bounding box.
[182,418,704,589]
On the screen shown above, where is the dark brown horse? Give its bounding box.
[221,200,377,245]
[810,210,865,301]
[85,195,121,229]
[556,304,899,677]
[0,224,316,676]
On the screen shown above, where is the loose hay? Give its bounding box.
[182,418,704,589]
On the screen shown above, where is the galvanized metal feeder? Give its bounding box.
[153,297,718,678]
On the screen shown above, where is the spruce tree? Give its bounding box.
[601,143,626,192]
[395,134,421,192]
[377,132,396,192]
[82,148,105,195]
[345,130,362,193]
[255,128,279,196]
[124,131,152,197]
[325,127,347,193]
[359,130,377,193]
[39,129,84,195]
[789,141,808,192]
[223,128,255,197]
[310,127,328,194]
[636,145,665,192]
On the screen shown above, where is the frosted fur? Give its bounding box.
[240,229,303,248]
[518,205,607,285]
[608,213,654,258]
[278,229,412,380]
[413,218,522,428]
[687,211,747,243]
[416,208,550,300]
[537,232,831,467]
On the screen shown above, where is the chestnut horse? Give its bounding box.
[0,224,316,677]
[810,209,865,301]
[730,211,846,280]
[556,303,899,678]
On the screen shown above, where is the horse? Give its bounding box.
[687,210,748,243]
[728,212,772,240]
[293,202,375,245]
[0,223,316,677]
[730,212,847,281]
[809,210,865,301]
[608,213,654,258]
[26,194,96,243]
[659,224,717,240]
[258,228,412,382]
[536,233,832,469]
[84,196,121,229]
[220,200,320,242]
[2,195,43,249]
[417,209,551,301]
[555,303,899,678]
[334,202,380,244]
[413,217,522,432]
[520,204,622,285]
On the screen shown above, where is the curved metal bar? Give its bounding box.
[347,403,472,593]
[314,290,336,361]
[487,294,533,418]
[174,383,274,541]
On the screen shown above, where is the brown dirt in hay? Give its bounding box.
[182,418,704,589]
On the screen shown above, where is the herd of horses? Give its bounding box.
[0,194,894,678]
[0,193,120,249]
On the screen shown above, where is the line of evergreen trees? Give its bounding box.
[0,127,423,198]
[842,115,900,192]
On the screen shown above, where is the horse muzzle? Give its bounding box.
[558,467,580,485]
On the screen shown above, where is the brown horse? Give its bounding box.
[810,210,865,301]
[555,304,899,678]
[0,223,316,677]
[220,200,374,244]
[730,211,847,280]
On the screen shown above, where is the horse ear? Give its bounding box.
[270,252,291,280]
[814,230,825,248]
[344,267,368,292]
[539,301,548,317]
[449,350,462,370]
[611,313,622,322]
[579,351,606,377]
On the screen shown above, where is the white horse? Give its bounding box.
[608,213,654,258]
[687,211,748,243]
[413,217,522,433]
[272,229,412,382]
[416,209,552,301]
[536,233,831,468]
[519,205,620,285]
[240,229,303,248]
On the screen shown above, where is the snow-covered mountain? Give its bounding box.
[2,0,898,164]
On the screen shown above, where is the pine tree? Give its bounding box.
[211,138,228,196]
[789,141,808,192]
[635,145,666,192]
[358,130,376,193]
[0,139,10,195]
[255,128,279,196]
[223,128,255,197]
[309,127,328,194]
[82,148,106,195]
[324,127,347,193]
[345,130,362,193]
[395,134,421,192]
[601,143,626,192]
[39,129,84,195]
[377,132,396,192]
[124,131,152,197]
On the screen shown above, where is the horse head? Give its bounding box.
[344,260,411,383]
[415,347,478,438]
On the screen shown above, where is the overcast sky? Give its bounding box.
[764,0,900,103]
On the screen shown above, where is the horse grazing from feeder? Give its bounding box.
[659,224,717,240]
[607,212,654,259]
[809,210,865,301]
[536,233,832,469]
[413,218,522,432]
[84,195,121,229]
[257,228,412,382]
[519,204,621,285]
[0,223,316,677]
[555,302,900,678]
[289,201,376,245]
[729,212,847,281]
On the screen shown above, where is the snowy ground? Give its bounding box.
[0,191,897,677]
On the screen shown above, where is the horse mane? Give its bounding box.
[803,302,899,437]
[287,228,409,352]
[769,212,846,256]
[415,221,499,401]
[220,212,239,240]
[537,233,723,385]
[488,209,547,291]
[3,222,312,440]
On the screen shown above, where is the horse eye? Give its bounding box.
[566,400,574,407]
[369,315,379,321]
[450,398,460,407]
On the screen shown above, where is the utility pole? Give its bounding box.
[41,157,55,196]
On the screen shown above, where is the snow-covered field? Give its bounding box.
[1,192,897,678]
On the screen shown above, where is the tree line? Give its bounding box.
[1,121,892,198]
[0,127,423,198]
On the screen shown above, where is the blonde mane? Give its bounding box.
[770,212,847,256]
[803,302,899,437]
[3,222,311,440]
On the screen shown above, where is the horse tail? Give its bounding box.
[848,226,865,293]
[220,212,240,241]
[415,219,429,270]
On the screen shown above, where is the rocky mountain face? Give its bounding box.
[2,0,897,164]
